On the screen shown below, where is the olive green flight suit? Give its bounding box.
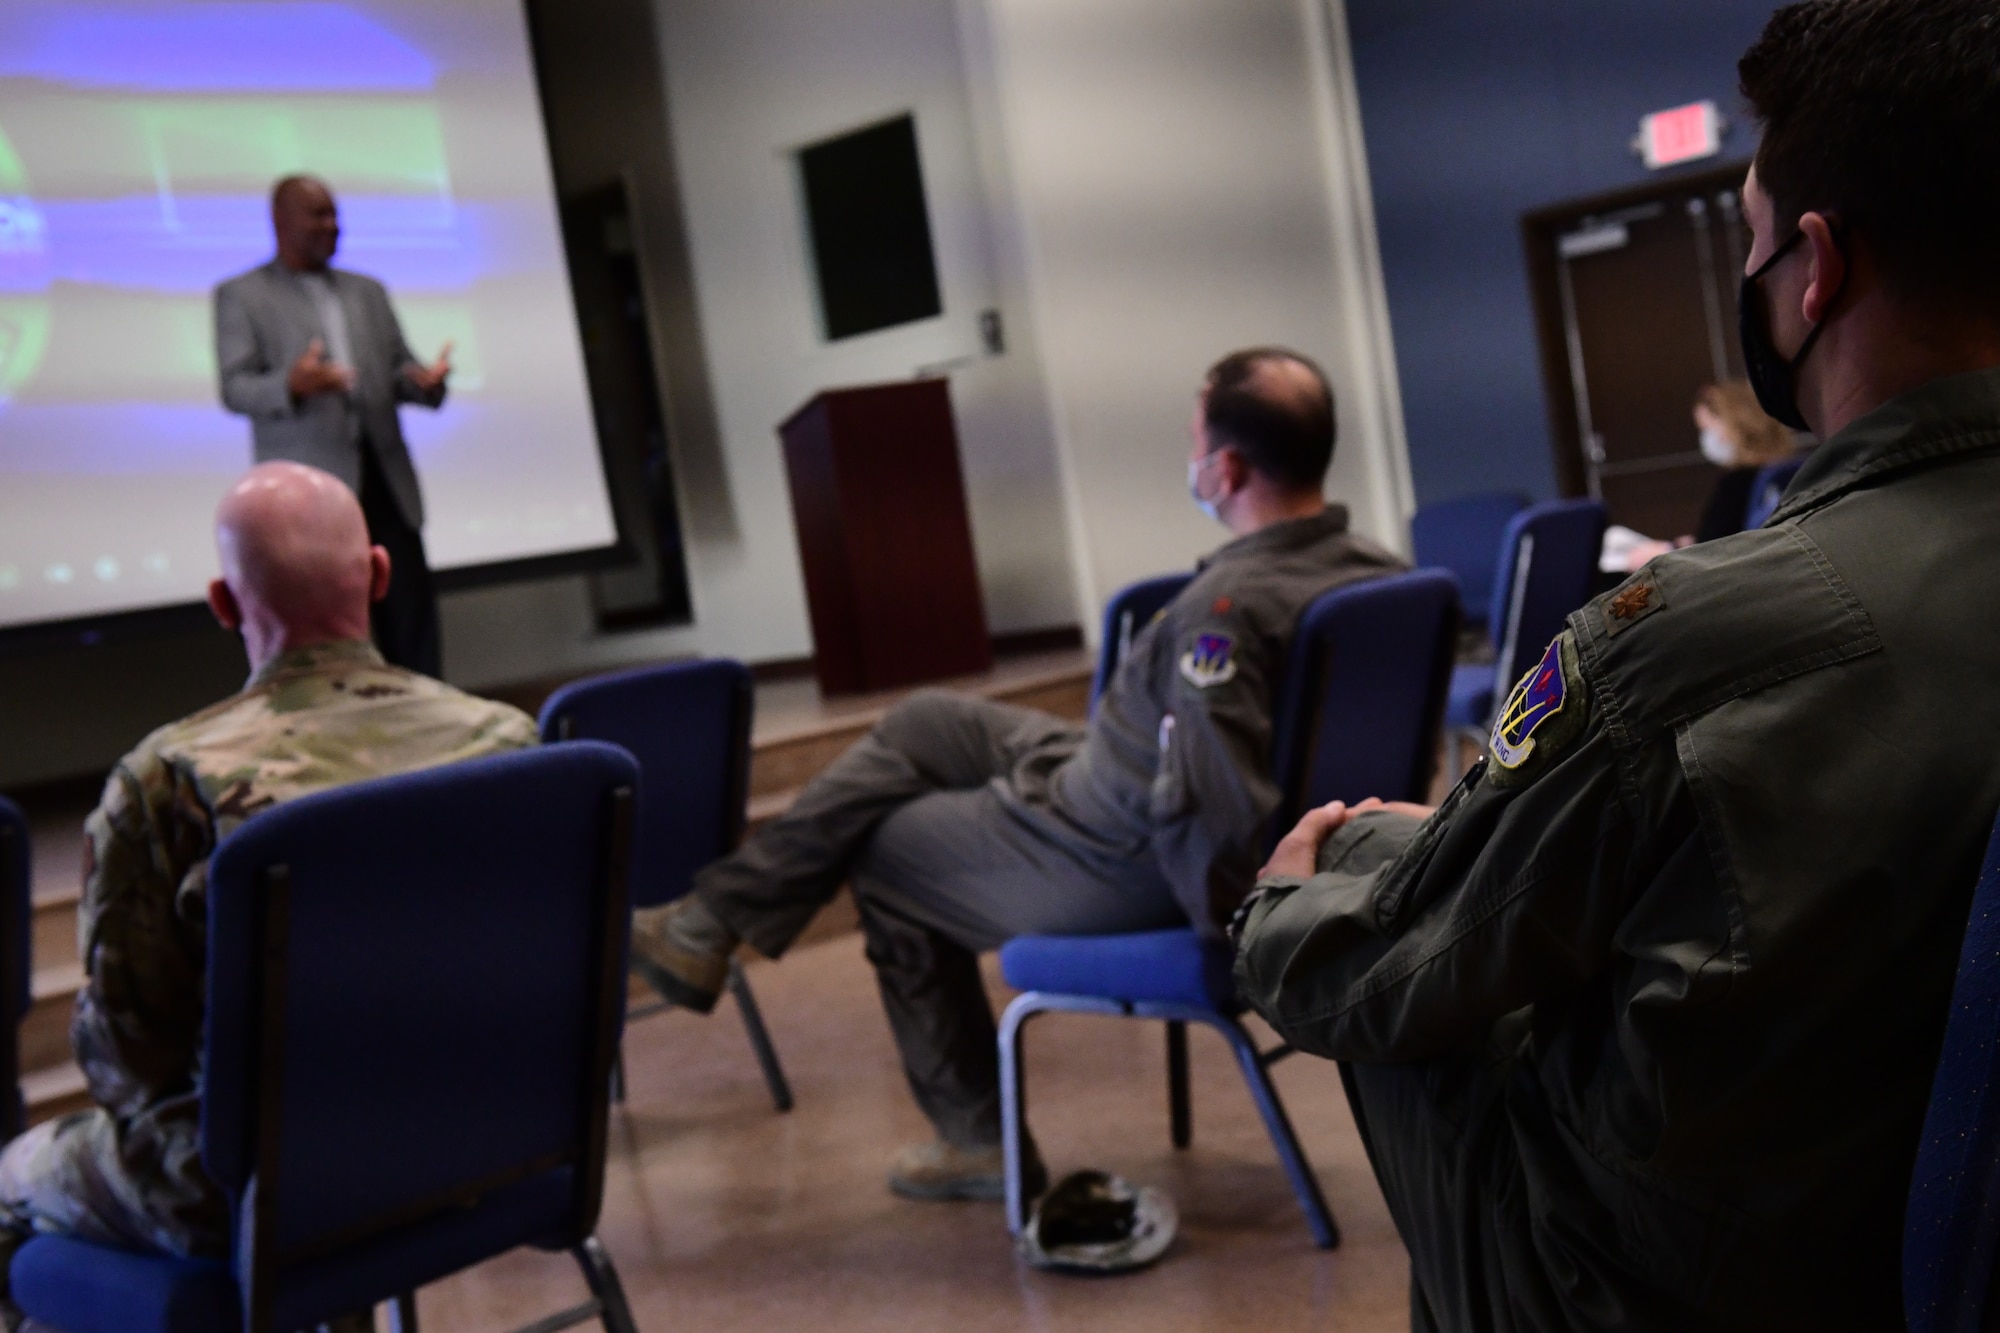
[1236,368,2000,1331]
[0,642,535,1284]
[695,507,1404,1146]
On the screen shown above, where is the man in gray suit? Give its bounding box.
[213,175,454,676]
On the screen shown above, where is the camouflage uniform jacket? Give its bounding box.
[73,640,536,1252]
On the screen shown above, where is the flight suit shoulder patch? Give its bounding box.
[1487,632,1588,790]
[1179,631,1238,688]
[1575,524,1882,744]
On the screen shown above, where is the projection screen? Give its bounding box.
[0,0,618,637]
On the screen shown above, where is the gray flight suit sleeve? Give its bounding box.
[1149,610,1285,936]
[1235,633,1673,1063]
[214,280,293,420]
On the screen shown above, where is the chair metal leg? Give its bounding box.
[387,1292,419,1333]
[1166,1020,1192,1149]
[998,992,1038,1237]
[1213,1015,1339,1249]
[728,958,794,1112]
[572,1235,638,1333]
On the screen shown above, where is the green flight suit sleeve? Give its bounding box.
[72,753,211,1117]
[1235,635,1644,1062]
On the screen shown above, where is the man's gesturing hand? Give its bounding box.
[287,338,356,400]
[402,340,453,396]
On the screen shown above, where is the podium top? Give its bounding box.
[778,377,950,435]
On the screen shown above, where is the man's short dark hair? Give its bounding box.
[1202,347,1335,491]
[1740,0,2000,310]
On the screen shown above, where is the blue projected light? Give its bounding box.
[0,0,619,632]
[0,3,435,92]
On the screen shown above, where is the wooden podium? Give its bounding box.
[777,379,992,696]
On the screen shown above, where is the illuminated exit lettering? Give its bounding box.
[1636,100,1724,170]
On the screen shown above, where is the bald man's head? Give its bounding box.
[271,174,339,271]
[209,463,386,665]
[1201,348,1336,492]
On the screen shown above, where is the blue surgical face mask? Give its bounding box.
[1699,426,1735,468]
[1188,450,1226,522]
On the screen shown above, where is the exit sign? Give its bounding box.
[1636,100,1724,169]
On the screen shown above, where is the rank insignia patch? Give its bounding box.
[1179,633,1238,689]
[1602,573,1665,638]
[1490,637,1567,770]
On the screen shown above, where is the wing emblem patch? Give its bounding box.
[1179,633,1238,689]
[1490,637,1567,770]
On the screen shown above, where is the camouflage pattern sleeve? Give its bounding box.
[72,749,210,1119]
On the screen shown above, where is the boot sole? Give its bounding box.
[887,1167,1049,1203]
[631,954,723,1016]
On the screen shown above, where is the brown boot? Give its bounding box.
[887,1137,1048,1203]
[630,895,738,1014]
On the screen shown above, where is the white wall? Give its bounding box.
[962,0,1412,627]
[440,0,1086,695]
[643,0,1079,657]
[450,0,1413,690]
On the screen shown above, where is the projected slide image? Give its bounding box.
[0,1,616,630]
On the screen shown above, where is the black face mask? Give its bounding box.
[1737,228,1839,432]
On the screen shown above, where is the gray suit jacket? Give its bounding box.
[213,259,444,529]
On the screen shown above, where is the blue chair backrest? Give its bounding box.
[1090,572,1196,713]
[538,658,752,910]
[0,797,29,1139]
[201,742,638,1333]
[1745,457,1807,530]
[1268,569,1460,837]
[1905,808,2000,1333]
[1411,492,1530,629]
[1486,498,1607,694]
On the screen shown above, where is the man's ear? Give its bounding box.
[1800,211,1848,325]
[1221,445,1252,495]
[369,545,392,604]
[207,578,241,632]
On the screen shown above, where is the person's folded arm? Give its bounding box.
[1236,636,1638,1062]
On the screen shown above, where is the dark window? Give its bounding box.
[798,114,943,341]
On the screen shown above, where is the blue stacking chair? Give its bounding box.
[539,658,792,1112]
[1089,572,1196,713]
[9,743,643,1333]
[0,796,29,1139]
[1443,497,1606,755]
[1905,808,2000,1332]
[997,568,1460,1247]
[1410,491,1531,634]
[1745,456,1807,531]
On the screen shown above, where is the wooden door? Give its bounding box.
[1525,163,1752,540]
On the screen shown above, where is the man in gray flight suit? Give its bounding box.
[1233,3,2000,1329]
[635,348,1404,1200]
